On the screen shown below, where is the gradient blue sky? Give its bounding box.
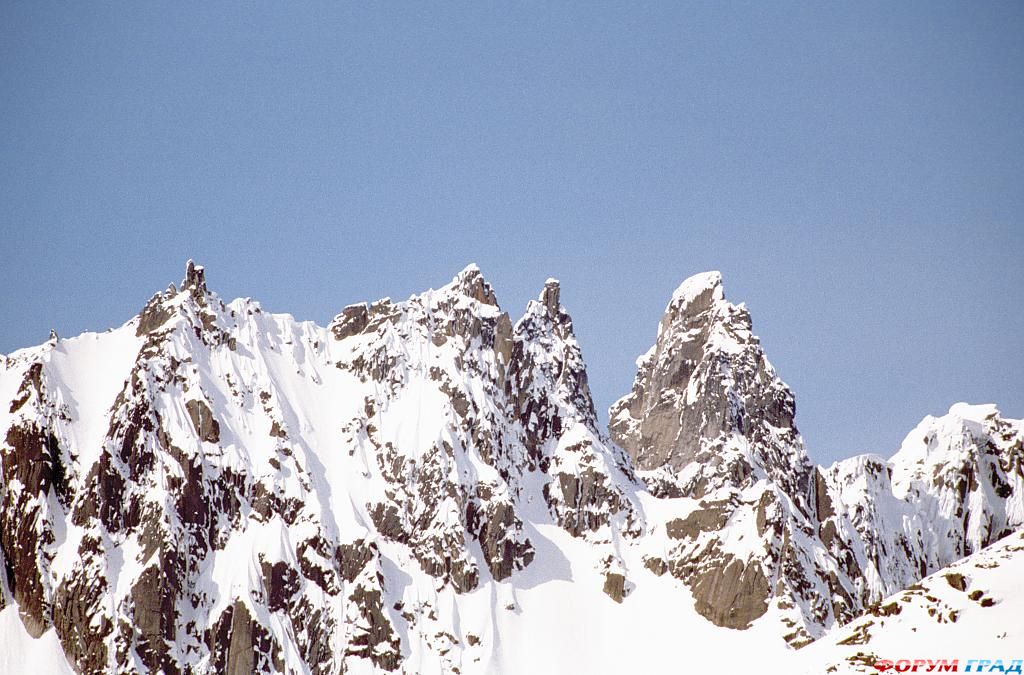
[2,2,1022,465]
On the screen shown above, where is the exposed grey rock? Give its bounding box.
[131,565,177,673]
[608,272,843,643]
[182,259,207,299]
[603,572,626,603]
[610,271,800,479]
[185,398,220,443]
[665,501,730,540]
[344,584,401,671]
[208,600,279,675]
[330,303,369,341]
[688,555,770,629]
[471,500,535,581]
[137,294,174,336]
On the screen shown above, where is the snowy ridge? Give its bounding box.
[1,263,1021,673]
[821,401,1024,608]
[798,527,1024,674]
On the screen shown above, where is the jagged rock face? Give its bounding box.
[1,358,72,641]
[507,279,596,466]
[609,272,807,497]
[332,265,536,594]
[609,273,788,466]
[507,279,641,540]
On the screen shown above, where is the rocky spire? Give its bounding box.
[540,278,560,317]
[508,278,599,458]
[605,271,833,640]
[181,259,207,300]
[609,270,798,474]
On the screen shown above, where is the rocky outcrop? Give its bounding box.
[507,279,595,462]
[470,499,535,581]
[509,280,641,541]
[0,357,69,640]
[330,303,369,341]
[688,555,770,629]
[208,600,280,675]
[185,399,220,443]
[609,271,810,502]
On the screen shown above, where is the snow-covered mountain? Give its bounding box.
[1,262,1020,674]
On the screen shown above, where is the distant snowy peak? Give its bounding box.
[890,402,1019,499]
[818,402,1024,615]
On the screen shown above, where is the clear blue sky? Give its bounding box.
[2,2,1022,466]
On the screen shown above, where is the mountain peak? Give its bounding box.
[611,268,801,481]
[448,263,497,306]
[669,270,723,311]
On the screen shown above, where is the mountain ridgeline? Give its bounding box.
[1,262,1021,674]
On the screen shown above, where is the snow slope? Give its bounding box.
[798,528,1024,674]
[0,605,74,674]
